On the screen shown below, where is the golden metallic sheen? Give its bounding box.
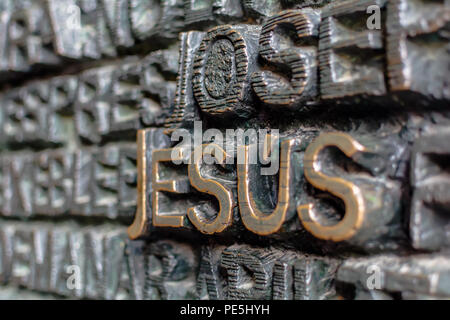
[152,147,190,228]
[128,130,148,240]
[187,144,235,234]
[238,139,298,235]
[297,132,367,242]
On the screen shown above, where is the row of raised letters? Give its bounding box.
[0,0,283,74]
[0,224,342,300]
[2,224,447,299]
[0,50,175,148]
[165,0,450,131]
[130,130,403,246]
[130,129,450,251]
[1,0,447,103]
[0,143,137,219]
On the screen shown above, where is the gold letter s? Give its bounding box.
[297,132,367,242]
[187,144,235,234]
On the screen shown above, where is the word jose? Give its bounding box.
[128,129,392,243]
[164,0,449,134]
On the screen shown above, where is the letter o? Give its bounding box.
[192,25,252,119]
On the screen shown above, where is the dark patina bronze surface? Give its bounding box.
[0,0,449,300]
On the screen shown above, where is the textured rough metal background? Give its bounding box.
[0,0,449,300]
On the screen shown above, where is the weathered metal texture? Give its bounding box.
[0,46,180,222]
[1,0,60,75]
[192,24,261,119]
[337,254,450,300]
[130,128,407,252]
[410,133,450,251]
[164,32,204,133]
[0,143,140,220]
[387,0,450,103]
[0,49,176,149]
[0,0,450,300]
[319,0,388,100]
[0,0,256,83]
[1,221,346,300]
[251,9,321,109]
